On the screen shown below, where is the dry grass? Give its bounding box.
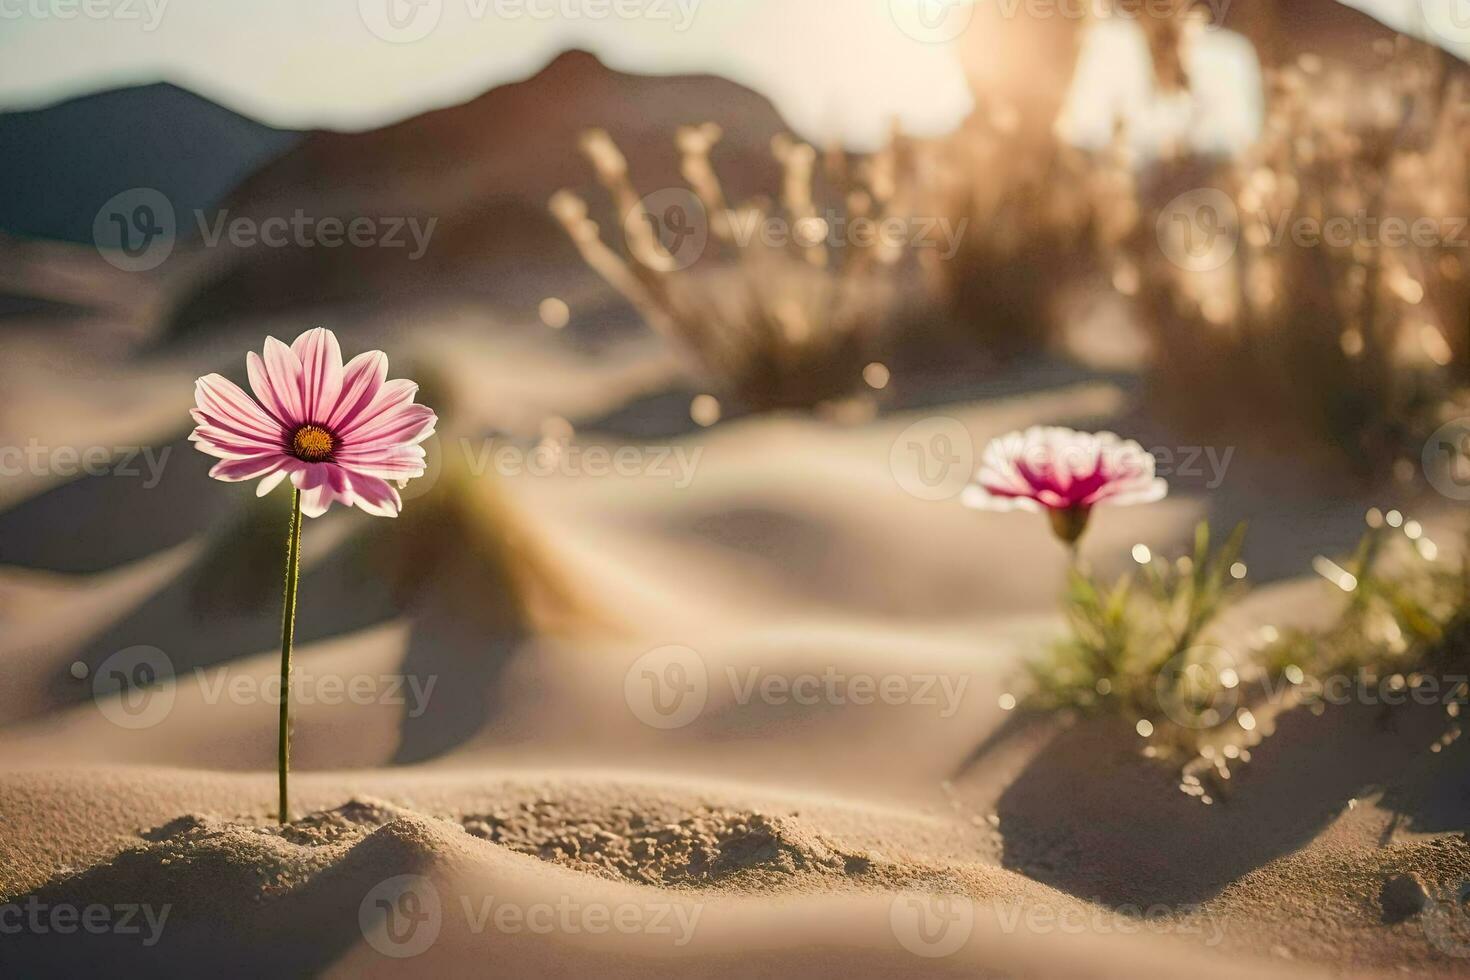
[551,125,919,414]
[919,103,1135,360]
[1121,43,1470,477]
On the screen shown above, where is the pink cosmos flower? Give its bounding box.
[961,426,1166,543]
[190,327,436,518]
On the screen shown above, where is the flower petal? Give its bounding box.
[208,455,287,483]
[342,403,437,450]
[194,375,281,444]
[961,484,1040,512]
[327,350,389,430]
[338,379,418,438]
[344,471,403,518]
[336,444,427,481]
[189,409,281,455]
[964,426,1167,515]
[191,426,285,461]
[291,462,349,518]
[255,468,292,497]
[291,327,344,425]
[248,337,306,427]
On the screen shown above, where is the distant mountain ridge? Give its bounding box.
[164,49,794,335]
[0,82,299,244]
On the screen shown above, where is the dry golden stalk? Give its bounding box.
[1118,46,1470,477]
[551,124,919,413]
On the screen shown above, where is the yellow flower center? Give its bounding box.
[291,424,336,462]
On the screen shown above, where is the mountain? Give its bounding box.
[0,82,299,244]
[164,50,792,336]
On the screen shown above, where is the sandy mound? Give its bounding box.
[461,801,861,888]
[1,768,1335,979]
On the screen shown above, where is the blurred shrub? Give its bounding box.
[918,103,1136,361]
[551,124,919,414]
[1122,44,1470,478]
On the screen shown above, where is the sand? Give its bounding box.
[2,48,1469,975]
[1,307,1466,976]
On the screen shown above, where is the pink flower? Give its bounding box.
[961,426,1166,543]
[190,328,436,518]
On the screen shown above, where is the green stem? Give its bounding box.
[277,488,303,825]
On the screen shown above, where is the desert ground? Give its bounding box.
[3,3,1470,977]
[0,284,1466,976]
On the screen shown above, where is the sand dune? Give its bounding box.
[1,310,1465,974]
[4,29,1469,974]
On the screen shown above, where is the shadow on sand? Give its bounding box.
[978,698,1468,908]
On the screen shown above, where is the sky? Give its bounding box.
[0,0,1446,151]
[0,0,977,148]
